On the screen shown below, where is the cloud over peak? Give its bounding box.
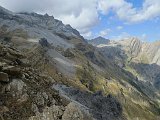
[0,0,160,40]
[0,0,99,34]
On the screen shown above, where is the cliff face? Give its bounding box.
[113,37,160,65]
[94,37,160,66]
[141,41,160,65]
[94,37,160,105]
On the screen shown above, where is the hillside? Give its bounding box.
[0,6,160,120]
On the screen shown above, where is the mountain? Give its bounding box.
[88,36,110,46]
[113,37,160,65]
[92,37,160,67]
[0,5,85,48]
[95,37,160,101]
[0,6,160,120]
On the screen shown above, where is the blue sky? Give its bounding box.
[90,0,160,41]
[92,12,160,41]
[0,0,160,41]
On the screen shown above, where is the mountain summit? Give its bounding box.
[88,36,110,46]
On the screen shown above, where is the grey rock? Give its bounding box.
[53,85,123,120]
[35,92,45,106]
[17,93,29,104]
[62,102,93,120]
[7,79,27,97]
[42,92,48,100]
[39,38,49,47]
[2,66,21,78]
[0,106,9,113]
[31,103,39,114]
[29,105,65,120]
[0,72,9,83]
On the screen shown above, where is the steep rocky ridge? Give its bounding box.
[112,38,160,66]
[141,41,160,65]
[0,6,84,49]
[0,40,126,120]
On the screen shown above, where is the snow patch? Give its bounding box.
[27,38,39,43]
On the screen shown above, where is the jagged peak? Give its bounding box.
[18,11,55,20]
[0,6,84,41]
[92,36,108,40]
[88,36,110,46]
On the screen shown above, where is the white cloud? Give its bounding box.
[111,33,149,41]
[0,0,99,34]
[111,32,131,40]
[1,0,160,39]
[98,0,160,23]
[98,0,125,14]
[99,29,111,37]
[117,26,123,30]
[81,31,93,39]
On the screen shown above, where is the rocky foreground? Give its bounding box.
[0,42,124,120]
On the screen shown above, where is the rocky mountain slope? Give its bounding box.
[98,37,160,82]
[0,6,160,120]
[0,40,124,120]
[91,37,160,113]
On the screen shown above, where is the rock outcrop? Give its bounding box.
[53,85,124,120]
[0,72,9,82]
[39,38,50,47]
[29,102,93,120]
[141,41,160,65]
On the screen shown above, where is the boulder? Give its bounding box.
[29,105,65,120]
[62,102,93,120]
[39,38,49,47]
[0,72,9,83]
[3,66,21,78]
[0,106,9,113]
[7,79,27,97]
[62,102,84,120]
[0,62,6,71]
[34,92,45,106]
